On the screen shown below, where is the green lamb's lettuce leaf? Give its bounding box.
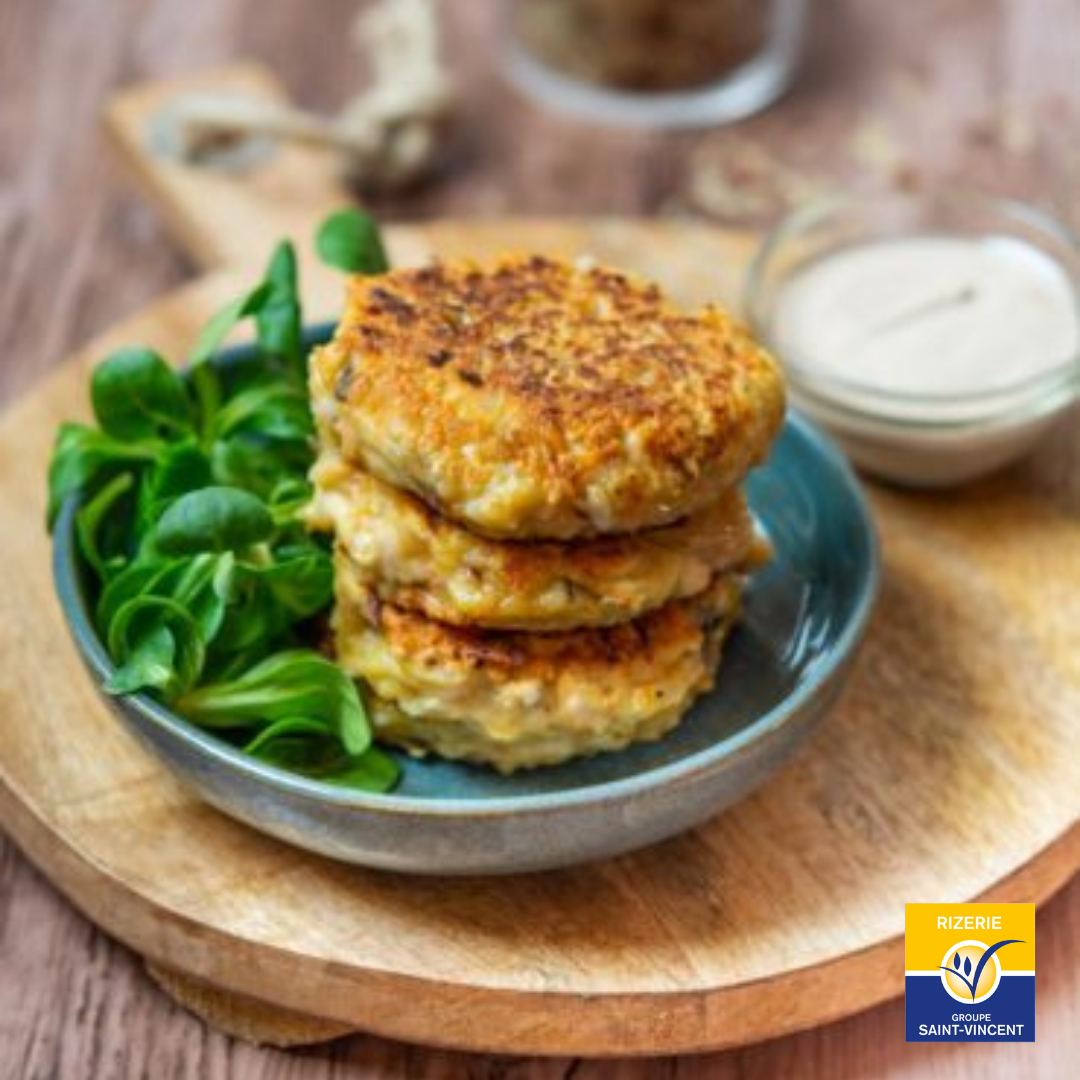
[47,422,158,528]
[210,381,313,443]
[315,208,390,275]
[245,547,333,618]
[105,595,205,698]
[50,209,400,793]
[91,347,193,441]
[315,746,400,792]
[209,572,290,657]
[188,282,273,444]
[164,552,235,646]
[75,471,135,579]
[105,620,178,697]
[247,734,400,792]
[189,283,273,368]
[256,241,303,376]
[96,561,170,638]
[242,717,331,754]
[210,434,311,501]
[135,440,213,542]
[177,650,371,757]
[154,486,274,556]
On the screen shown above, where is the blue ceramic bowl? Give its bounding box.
[53,334,879,874]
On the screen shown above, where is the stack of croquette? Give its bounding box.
[308,255,785,772]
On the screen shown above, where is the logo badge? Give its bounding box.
[905,903,1034,1042]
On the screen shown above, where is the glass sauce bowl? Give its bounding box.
[745,191,1080,487]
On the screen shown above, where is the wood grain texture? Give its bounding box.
[0,222,1077,1060]
[102,64,352,274]
[1,0,1077,1076]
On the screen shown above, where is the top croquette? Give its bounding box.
[310,255,785,540]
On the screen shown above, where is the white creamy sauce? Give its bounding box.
[772,235,1079,417]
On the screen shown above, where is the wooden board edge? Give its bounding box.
[144,964,357,1048]
[1,760,1075,1057]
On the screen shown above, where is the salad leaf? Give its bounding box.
[266,477,316,525]
[243,717,330,754]
[49,208,396,792]
[75,471,134,579]
[244,548,333,618]
[161,552,235,646]
[189,283,272,368]
[135,440,213,541]
[155,486,274,555]
[177,650,371,756]
[210,434,311,500]
[209,573,291,656]
[211,381,313,443]
[105,621,178,697]
[106,595,205,698]
[256,242,303,375]
[248,734,399,792]
[91,347,193,441]
[47,422,157,528]
[96,560,170,637]
[189,282,272,444]
[315,208,390,275]
[315,747,399,791]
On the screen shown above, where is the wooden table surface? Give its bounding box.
[1,0,1076,1076]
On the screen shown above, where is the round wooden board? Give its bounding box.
[0,220,1077,1057]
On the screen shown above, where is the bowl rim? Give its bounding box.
[744,189,1080,430]
[53,336,880,820]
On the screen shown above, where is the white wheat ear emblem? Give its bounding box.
[941,941,1024,1001]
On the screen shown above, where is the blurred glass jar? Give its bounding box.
[503,0,809,128]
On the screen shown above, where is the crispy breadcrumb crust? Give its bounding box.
[333,569,743,772]
[311,255,785,539]
[309,452,763,630]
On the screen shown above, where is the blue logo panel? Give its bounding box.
[905,974,1035,1042]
